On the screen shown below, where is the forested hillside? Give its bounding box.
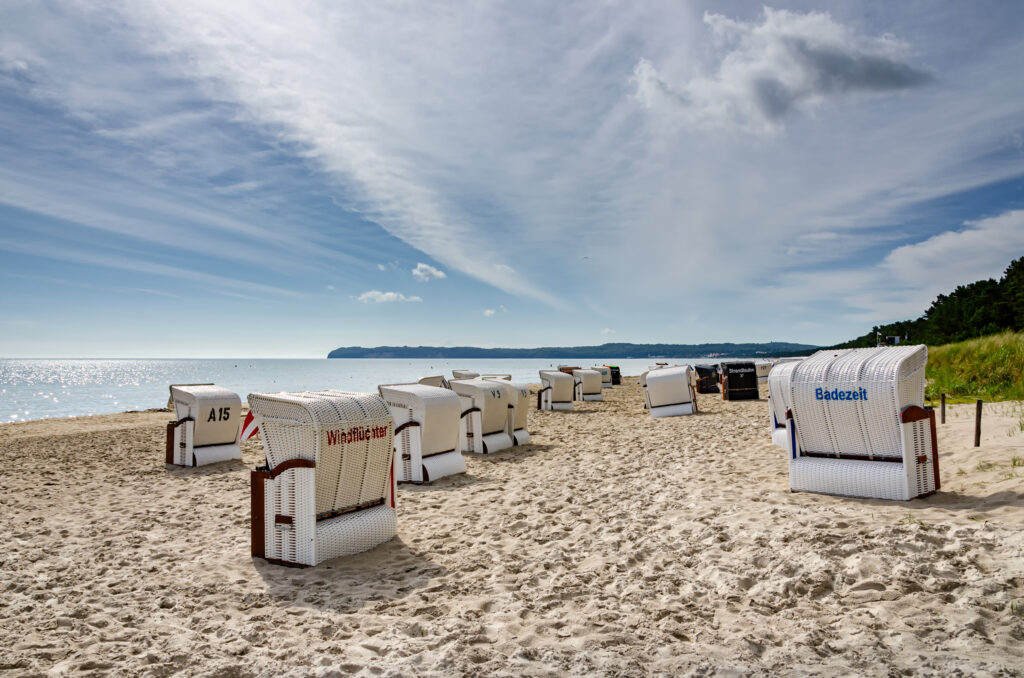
[831,257,1024,348]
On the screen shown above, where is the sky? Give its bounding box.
[1,1,1023,358]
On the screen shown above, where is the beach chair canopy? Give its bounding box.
[644,365,697,418]
[452,370,479,380]
[485,377,531,444]
[417,375,446,388]
[378,383,464,483]
[590,366,613,386]
[572,369,603,396]
[166,384,242,466]
[721,362,759,400]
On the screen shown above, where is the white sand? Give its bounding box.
[1,381,1022,676]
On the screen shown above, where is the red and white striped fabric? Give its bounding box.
[239,411,260,440]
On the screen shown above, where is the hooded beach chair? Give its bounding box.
[755,361,773,383]
[417,375,447,388]
[378,383,464,483]
[639,364,675,409]
[538,370,574,411]
[604,365,622,385]
[591,366,613,388]
[557,365,581,375]
[248,390,396,567]
[449,378,514,454]
[573,369,604,401]
[694,365,720,393]
[767,360,802,449]
[644,365,697,418]
[165,384,242,466]
[452,370,479,380]
[721,362,759,400]
[783,346,939,500]
[485,377,531,445]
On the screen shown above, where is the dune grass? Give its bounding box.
[925,331,1024,402]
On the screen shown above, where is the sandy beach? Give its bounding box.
[1,379,1022,677]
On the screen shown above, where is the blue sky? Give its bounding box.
[1,1,1023,358]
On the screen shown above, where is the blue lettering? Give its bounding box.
[815,387,823,400]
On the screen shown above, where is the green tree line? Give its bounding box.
[831,256,1024,348]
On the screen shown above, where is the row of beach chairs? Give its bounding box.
[165,346,939,566]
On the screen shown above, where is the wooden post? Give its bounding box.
[940,393,946,424]
[974,399,982,448]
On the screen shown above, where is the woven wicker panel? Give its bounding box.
[767,361,799,426]
[790,457,911,500]
[315,504,397,562]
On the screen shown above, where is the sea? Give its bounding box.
[0,358,710,422]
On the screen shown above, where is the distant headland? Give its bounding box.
[327,342,818,360]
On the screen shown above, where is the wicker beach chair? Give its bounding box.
[378,383,464,483]
[573,369,604,401]
[452,370,479,380]
[248,390,396,567]
[449,378,514,454]
[639,364,675,409]
[721,362,759,401]
[557,365,581,375]
[783,346,940,500]
[538,370,574,411]
[767,360,802,449]
[590,366,613,388]
[694,365,720,394]
[484,377,532,445]
[644,365,697,418]
[165,384,242,466]
[755,361,772,383]
[604,365,622,385]
[417,375,447,388]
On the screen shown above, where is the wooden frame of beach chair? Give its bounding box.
[165,384,242,467]
[783,346,940,501]
[538,370,574,411]
[485,377,531,445]
[644,366,698,418]
[721,362,760,401]
[449,378,514,454]
[573,369,604,401]
[248,390,396,567]
[378,383,465,483]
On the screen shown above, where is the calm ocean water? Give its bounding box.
[0,358,699,422]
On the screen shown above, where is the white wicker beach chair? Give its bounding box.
[645,366,697,418]
[573,369,604,402]
[248,390,396,567]
[755,361,772,383]
[378,383,464,483]
[417,375,447,388]
[165,384,242,466]
[449,378,514,454]
[766,360,803,449]
[784,346,940,501]
[538,370,574,411]
[591,366,613,388]
[452,370,479,380]
[485,377,531,445]
[639,365,674,409]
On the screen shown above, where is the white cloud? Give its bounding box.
[326,284,335,290]
[483,309,496,317]
[412,262,446,282]
[377,264,387,271]
[635,8,931,134]
[357,290,422,303]
[601,327,615,335]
